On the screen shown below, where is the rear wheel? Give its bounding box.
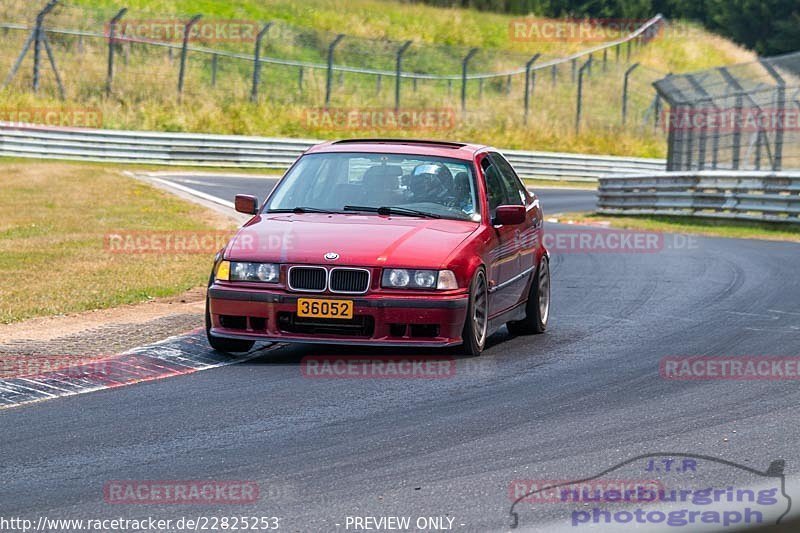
[507,255,550,336]
[460,268,489,356]
[205,295,254,354]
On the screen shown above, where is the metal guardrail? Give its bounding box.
[0,123,665,181]
[598,171,800,223]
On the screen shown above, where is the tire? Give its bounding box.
[460,267,489,356]
[205,295,255,354]
[507,255,550,336]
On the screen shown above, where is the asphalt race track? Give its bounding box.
[1,176,799,532]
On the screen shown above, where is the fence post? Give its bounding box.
[394,40,411,112]
[621,62,639,125]
[2,0,59,92]
[571,58,576,83]
[325,34,344,108]
[773,85,785,171]
[626,40,632,62]
[251,22,273,102]
[297,66,303,93]
[105,8,127,97]
[575,57,592,134]
[33,0,59,93]
[523,53,540,124]
[461,47,478,114]
[684,102,695,169]
[551,64,556,87]
[718,67,743,170]
[177,14,202,98]
[211,54,218,87]
[603,48,607,72]
[653,94,662,131]
[665,105,676,170]
[761,59,786,171]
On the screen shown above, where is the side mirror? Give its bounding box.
[234,194,259,215]
[493,205,526,226]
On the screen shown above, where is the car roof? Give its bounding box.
[304,139,489,160]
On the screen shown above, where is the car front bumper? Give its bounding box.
[207,286,469,347]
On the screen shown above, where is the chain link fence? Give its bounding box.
[0,1,670,139]
[655,52,800,171]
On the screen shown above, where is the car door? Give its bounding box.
[479,153,521,317]
[489,152,541,307]
[490,152,543,284]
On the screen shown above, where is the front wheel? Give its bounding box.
[205,296,255,353]
[507,255,550,336]
[460,268,489,356]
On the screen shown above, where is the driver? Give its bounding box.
[407,163,453,204]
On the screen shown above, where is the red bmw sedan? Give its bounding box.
[205,139,550,356]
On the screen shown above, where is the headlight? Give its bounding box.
[217,260,279,282]
[382,269,458,290]
[414,270,436,287]
[388,269,410,287]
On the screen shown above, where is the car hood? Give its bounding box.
[225,213,479,268]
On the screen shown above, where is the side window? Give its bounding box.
[481,156,507,216]
[489,152,527,205]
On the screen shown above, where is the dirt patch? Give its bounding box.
[0,286,206,344]
[0,286,207,378]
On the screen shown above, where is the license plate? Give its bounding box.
[297,298,353,319]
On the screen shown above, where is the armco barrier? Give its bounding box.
[598,171,800,223]
[0,123,665,181]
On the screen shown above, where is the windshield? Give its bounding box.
[265,152,480,221]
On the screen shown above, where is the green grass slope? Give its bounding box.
[0,0,755,157]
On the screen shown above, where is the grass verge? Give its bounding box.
[0,1,755,158]
[555,212,800,242]
[0,161,234,324]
